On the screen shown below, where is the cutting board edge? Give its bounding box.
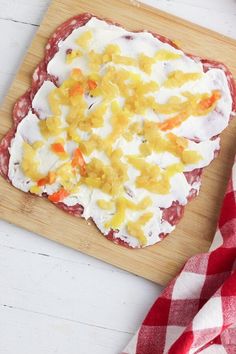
[133,0,236,46]
[0,207,174,285]
[0,0,236,285]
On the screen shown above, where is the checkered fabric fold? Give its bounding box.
[122,159,236,354]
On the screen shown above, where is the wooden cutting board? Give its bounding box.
[0,0,236,285]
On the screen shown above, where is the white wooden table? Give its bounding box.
[0,1,235,353]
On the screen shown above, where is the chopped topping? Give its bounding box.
[128,156,171,194]
[164,71,202,88]
[37,172,56,187]
[181,150,202,164]
[83,157,128,196]
[51,143,68,160]
[105,198,126,229]
[37,177,50,187]
[138,53,155,74]
[112,55,136,66]
[48,188,69,202]
[127,212,154,246]
[69,83,84,97]
[87,79,97,90]
[107,101,131,143]
[155,50,181,61]
[48,89,62,116]
[66,49,82,64]
[30,185,41,195]
[97,199,114,210]
[48,171,56,184]
[165,163,184,178]
[71,148,86,176]
[32,141,44,150]
[51,143,65,154]
[21,142,43,181]
[167,133,188,150]
[199,90,221,110]
[157,91,222,130]
[56,162,77,191]
[88,50,103,71]
[17,23,224,247]
[105,197,152,229]
[158,111,189,131]
[75,30,93,49]
[102,44,121,63]
[71,68,83,80]
[39,116,62,138]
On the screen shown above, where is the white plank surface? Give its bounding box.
[0,1,236,353]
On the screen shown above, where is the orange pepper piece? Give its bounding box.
[69,83,84,97]
[71,68,83,80]
[37,177,49,187]
[199,90,221,110]
[158,112,189,131]
[48,188,69,203]
[167,132,177,141]
[87,79,97,90]
[51,143,65,154]
[71,148,86,176]
[72,68,82,76]
[37,172,56,187]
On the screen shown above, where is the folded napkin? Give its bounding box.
[122,157,236,354]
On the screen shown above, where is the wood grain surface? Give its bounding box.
[0,0,236,285]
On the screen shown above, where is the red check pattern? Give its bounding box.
[122,159,236,354]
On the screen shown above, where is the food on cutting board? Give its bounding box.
[0,14,235,248]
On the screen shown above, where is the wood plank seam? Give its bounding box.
[0,304,134,334]
[0,17,39,27]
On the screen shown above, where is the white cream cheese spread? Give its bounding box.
[8,18,233,247]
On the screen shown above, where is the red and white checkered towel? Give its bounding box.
[122,158,236,354]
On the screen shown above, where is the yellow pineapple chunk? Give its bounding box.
[139,142,152,157]
[88,50,103,71]
[97,199,114,210]
[167,133,189,150]
[129,122,143,135]
[182,150,202,164]
[100,73,119,100]
[56,162,76,191]
[155,50,181,61]
[105,196,152,230]
[21,142,43,181]
[32,141,44,150]
[67,125,81,143]
[88,102,107,128]
[112,55,136,66]
[75,30,93,49]
[138,53,156,74]
[164,71,202,88]
[30,185,41,195]
[127,212,153,246]
[102,44,121,63]
[105,198,126,229]
[83,158,127,196]
[66,50,82,64]
[48,88,61,116]
[165,163,184,178]
[39,116,62,138]
[107,101,131,143]
[123,132,133,142]
[127,223,147,245]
